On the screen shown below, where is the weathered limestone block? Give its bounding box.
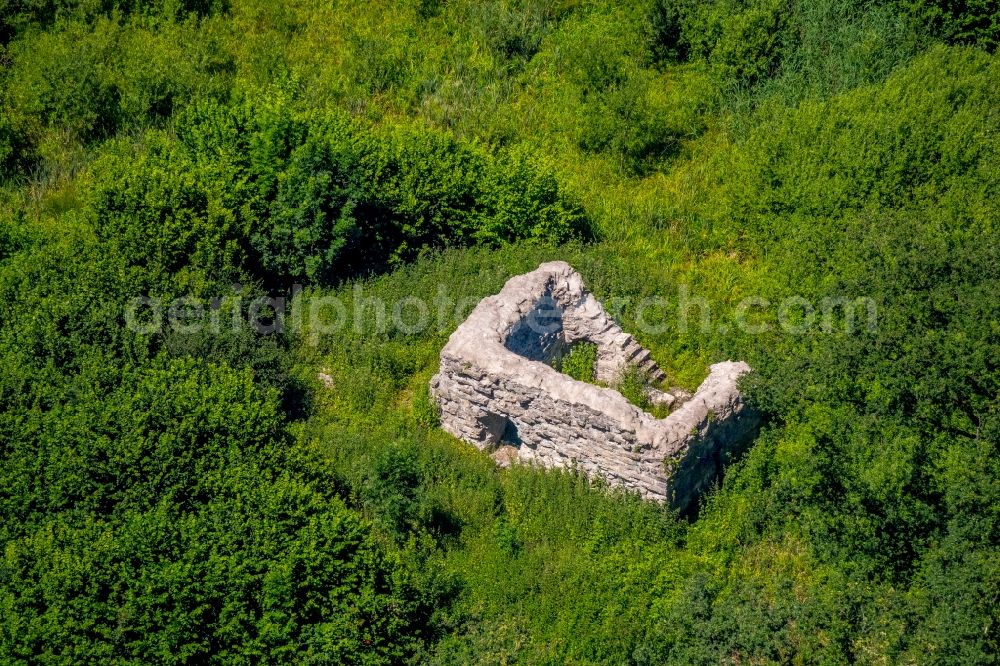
[430,261,760,513]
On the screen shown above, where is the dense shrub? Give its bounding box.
[895,0,1000,51]
[691,45,999,250]
[87,99,588,286]
[558,341,597,382]
[450,0,565,65]
[647,0,917,94]
[769,0,915,101]
[0,0,230,43]
[0,358,418,662]
[0,211,29,261]
[707,0,790,86]
[86,131,240,283]
[4,21,123,142]
[362,440,425,537]
[646,0,689,64]
[0,113,32,181]
[0,13,233,182]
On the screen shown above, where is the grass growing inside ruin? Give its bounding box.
[615,364,673,419]
[556,341,598,383]
[554,340,676,416]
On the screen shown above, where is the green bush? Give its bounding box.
[449,0,564,65]
[5,21,122,142]
[0,112,32,180]
[646,0,689,64]
[86,99,588,286]
[545,5,645,92]
[1,14,233,177]
[689,45,999,251]
[0,0,230,42]
[616,364,654,411]
[657,0,913,94]
[0,211,30,261]
[362,440,425,536]
[253,115,370,282]
[113,17,235,123]
[86,130,246,286]
[764,0,914,101]
[473,144,591,243]
[559,341,597,382]
[712,0,789,86]
[0,358,417,663]
[895,0,1000,51]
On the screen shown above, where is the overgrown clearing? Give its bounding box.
[0,0,997,663]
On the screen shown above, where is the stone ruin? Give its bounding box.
[430,261,760,513]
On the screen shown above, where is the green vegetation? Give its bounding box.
[555,341,597,383]
[1,0,997,663]
[554,342,670,418]
[87,99,586,287]
[614,364,662,417]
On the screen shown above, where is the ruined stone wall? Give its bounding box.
[430,261,759,512]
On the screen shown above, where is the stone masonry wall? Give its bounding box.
[430,261,760,512]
